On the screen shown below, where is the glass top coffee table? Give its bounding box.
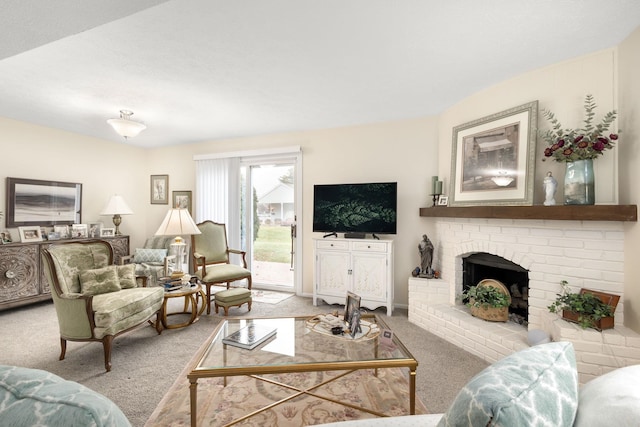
[187,314,418,426]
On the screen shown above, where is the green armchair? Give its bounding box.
[191,221,252,314]
[42,240,165,372]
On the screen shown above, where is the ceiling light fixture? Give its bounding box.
[107,110,146,139]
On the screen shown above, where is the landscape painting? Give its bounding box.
[6,178,82,227]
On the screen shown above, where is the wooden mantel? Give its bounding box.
[419,205,637,222]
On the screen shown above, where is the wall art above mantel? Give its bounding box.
[6,177,82,228]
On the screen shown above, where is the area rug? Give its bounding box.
[251,289,294,305]
[145,333,427,426]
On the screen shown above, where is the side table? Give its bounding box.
[160,283,206,329]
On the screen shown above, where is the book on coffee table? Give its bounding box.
[222,323,277,350]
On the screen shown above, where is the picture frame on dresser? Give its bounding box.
[1,230,12,244]
[100,228,115,237]
[6,177,82,227]
[449,100,537,206]
[53,225,69,239]
[18,226,43,243]
[71,224,88,239]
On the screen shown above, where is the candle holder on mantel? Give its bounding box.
[430,193,441,207]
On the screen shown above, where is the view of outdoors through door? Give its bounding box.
[241,164,295,290]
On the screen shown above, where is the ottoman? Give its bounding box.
[214,288,252,316]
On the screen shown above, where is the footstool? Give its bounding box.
[214,288,252,316]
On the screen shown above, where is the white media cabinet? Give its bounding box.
[313,238,394,316]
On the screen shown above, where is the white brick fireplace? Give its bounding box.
[408,217,640,383]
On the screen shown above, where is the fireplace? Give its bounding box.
[462,253,529,324]
[408,216,640,384]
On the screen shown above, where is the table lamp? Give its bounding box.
[155,208,201,276]
[100,195,134,235]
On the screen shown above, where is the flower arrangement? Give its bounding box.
[539,94,619,162]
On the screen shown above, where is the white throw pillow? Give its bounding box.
[574,364,640,426]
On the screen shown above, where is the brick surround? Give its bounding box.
[408,217,640,383]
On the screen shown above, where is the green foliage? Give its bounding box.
[253,225,291,263]
[539,94,619,162]
[548,280,614,329]
[464,284,510,309]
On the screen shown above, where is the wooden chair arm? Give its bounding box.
[193,252,207,276]
[228,249,248,268]
[120,254,134,265]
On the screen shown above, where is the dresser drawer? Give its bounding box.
[316,240,349,250]
[351,241,388,252]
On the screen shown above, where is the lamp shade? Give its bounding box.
[155,209,201,236]
[100,195,134,215]
[107,110,146,138]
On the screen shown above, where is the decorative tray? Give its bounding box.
[306,314,380,341]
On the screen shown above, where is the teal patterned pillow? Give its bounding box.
[133,248,167,264]
[116,263,137,289]
[79,265,121,296]
[438,341,578,427]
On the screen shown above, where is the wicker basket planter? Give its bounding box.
[468,279,511,323]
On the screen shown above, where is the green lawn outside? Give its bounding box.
[254,225,292,263]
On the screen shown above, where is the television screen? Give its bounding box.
[312,182,397,235]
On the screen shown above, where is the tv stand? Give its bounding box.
[323,232,338,238]
[313,238,394,316]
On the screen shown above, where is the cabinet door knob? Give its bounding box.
[5,270,16,279]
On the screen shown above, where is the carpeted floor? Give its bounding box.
[0,293,488,426]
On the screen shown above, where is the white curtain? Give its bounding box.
[194,157,241,250]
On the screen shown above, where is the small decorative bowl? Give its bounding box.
[331,326,344,335]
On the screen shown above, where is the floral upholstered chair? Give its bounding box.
[120,235,190,285]
[42,240,164,372]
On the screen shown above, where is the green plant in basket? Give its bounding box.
[548,280,614,329]
[464,284,510,309]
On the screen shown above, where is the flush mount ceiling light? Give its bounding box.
[107,110,146,139]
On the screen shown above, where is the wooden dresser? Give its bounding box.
[0,235,129,311]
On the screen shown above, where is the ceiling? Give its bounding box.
[1,1,640,148]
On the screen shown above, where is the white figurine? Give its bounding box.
[543,171,557,206]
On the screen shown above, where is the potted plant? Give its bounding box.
[464,279,511,322]
[548,280,620,330]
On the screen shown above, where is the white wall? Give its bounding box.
[618,27,640,331]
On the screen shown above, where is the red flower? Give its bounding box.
[574,135,584,143]
[610,134,618,140]
[563,148,574,156]
[593,140,606,151]
[598,137,609,145]
[577,140,589,149]
[557,139,565,147]
[544,148,553,157]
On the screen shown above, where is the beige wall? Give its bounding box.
[619,27,640,331]
[148,117,440,305]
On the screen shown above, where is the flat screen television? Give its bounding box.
[312,182,397,236]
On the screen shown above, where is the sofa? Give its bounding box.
[0,365,131,426]
[317,341,640,426]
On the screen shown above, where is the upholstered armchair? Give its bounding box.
[120,236,190,284]
[42,240,165,372]
[191,221,252,314]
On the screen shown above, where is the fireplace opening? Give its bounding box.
[462,253,529,325]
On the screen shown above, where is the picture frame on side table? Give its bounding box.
[151,175,169,204]
[71,224,88,239]
[172,191,192,214]
[449,100,538,206]
[437,196,449,206]
[6,177,82,227]
[18,226,43,243]
[100,228,115,237]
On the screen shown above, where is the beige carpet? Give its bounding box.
[251,289,294,304]
[146,328,427,426]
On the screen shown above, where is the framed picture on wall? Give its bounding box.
[150,175,169,204]
[172,190,192,214]
[6,177,82,227]
[449,101,538,206]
